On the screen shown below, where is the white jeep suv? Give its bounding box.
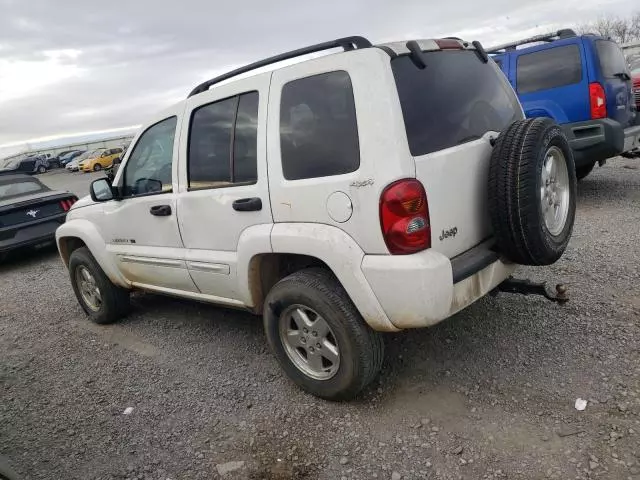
[56,36,577,400]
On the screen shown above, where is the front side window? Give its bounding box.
[280,71,360,180]
[122,116,177,197]
[188,91,259,189]
[516,44,582,94]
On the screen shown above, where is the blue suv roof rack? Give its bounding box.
[188,36,372,98]
[487,29,576,54]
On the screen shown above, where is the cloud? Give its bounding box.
[0,0,636,149]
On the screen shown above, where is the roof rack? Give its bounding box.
[188,36,372,98]
[486,29,576,54]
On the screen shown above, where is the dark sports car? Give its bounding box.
[0,175,77,259]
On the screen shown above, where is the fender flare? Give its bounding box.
[264,223,398,332]
[56,219,130,288]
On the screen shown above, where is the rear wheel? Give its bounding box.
[489,117,577,266]
[575,161,595,180]
[69,247,129,324]
[263,268,383,401]
[37,165,46,174]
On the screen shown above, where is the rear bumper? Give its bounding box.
[562,119,640,166]
[361,241,516,329]
[0,215,66,253]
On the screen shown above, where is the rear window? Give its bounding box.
[391,50,522,157]
[596,40,629,78]
[516,45,582,94]
[0,179,47,199]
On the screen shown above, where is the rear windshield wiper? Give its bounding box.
[613,72,631,81]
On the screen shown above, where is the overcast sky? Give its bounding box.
[0,0,636,156]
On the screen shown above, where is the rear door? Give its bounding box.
[175,74,272,303]
[390,49,524,258]
[594,39,634,128]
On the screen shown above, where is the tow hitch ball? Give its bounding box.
[494,277,568,303]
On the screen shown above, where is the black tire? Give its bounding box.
[93,163,102,171]
[37,165,46,174]
[263,268,384,401]
[576,162,595,180]
[69,247,130,324]
[489,117,577,266]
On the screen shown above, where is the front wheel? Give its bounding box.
[37,165,46,174]
[93,164,102,171]
[69,247,130,324]
[263,268,383,401]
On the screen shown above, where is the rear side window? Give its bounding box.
[596,40,629,78]
[188,91,259,189]
[392,50,522,157]
[280,71,359,180]
[516,45,582,94]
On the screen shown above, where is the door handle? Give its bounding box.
[232,197,262,212]
[149,205,172,216]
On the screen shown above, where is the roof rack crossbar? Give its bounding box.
[486,29,576,54]
[187,36,372,98]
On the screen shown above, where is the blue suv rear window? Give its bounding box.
[516,45,582,94]
[595,40,628,78]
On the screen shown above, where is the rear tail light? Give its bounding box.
[380,179,431,254]
[589,82,607,119]
[60,197,77,212]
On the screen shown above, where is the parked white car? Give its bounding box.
[56,36,577,400]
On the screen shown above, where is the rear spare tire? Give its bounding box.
[488,117,576,266]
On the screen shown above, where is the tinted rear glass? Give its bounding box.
[596,40,629,78]
[391,50,522,157]
[280,71,360,180]
[516,44,582,94]
[0,179,47,199]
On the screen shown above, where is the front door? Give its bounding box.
[104,109,198,293]
[175,73,273,304]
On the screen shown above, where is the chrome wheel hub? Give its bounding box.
[76,266,102,312]
[278,305,340,380]
[540,146,570,236]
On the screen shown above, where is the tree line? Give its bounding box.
[578,12,640,44]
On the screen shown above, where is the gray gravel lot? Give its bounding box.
[1,159,640,480]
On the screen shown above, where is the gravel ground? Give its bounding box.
[1,158,639,480]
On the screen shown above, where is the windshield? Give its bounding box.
[0,178,47,198]
[1,158,21,169]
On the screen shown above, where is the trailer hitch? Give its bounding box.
[495,277,568,304]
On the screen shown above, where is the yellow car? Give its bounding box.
[81,148,123,172]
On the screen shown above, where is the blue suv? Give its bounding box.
[490,29,640,179]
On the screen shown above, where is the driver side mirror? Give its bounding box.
[90,178,115,202]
